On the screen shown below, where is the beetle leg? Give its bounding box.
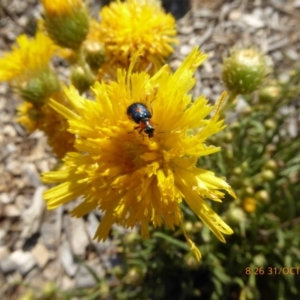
[139,128,145,140]
[127,126,141,134]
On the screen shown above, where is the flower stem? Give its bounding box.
[220,91,238,117]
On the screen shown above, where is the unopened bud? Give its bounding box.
[222,48,271,95]
[261,169,275,181]
[19,70,60,105]
[255,190,270,204]
[264,119,276,130]
[124,267,144,285]
[244,186,254,195]
[71,64,95,94]
[184,253,200,269]
[184,221,194,234]
[84,41,105,71]
[259,82,282,103]
[226,207,245,225]
[123,232,139,245]
[263,159,277,171]
[42,0,89,49]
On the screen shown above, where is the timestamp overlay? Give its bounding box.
[245,267,300,275]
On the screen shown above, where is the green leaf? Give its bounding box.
[153,232,190,251]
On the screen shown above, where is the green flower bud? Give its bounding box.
[261,169,275,181]
[264,119,276,130]
[243,178,252,187]
[253,254,266,267]
[184,221,194,234]
[124,267,145,285]
[71,64,95,94]
[83,41,105,71]
[255,190,270,204]
[263,159,277,171]
[42,282,57,298]
[223,131,233,142]
[233,167,242,175]
[112,265,125,279]
[19,70,60,105]
[259,82,282,103]
[194,221,203,231]
[241,161,249,171]
[123,232,139,245]
[222,48,271,95]
[244,186,254,195]
[226,206,245,225]
[99,282,110,299]
[43,0,89,49]
[240,105,252,116]
[19,291,35,300]
[184,253,200,269]
[226,148,234,159]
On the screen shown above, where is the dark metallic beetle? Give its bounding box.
[127,102,155,138]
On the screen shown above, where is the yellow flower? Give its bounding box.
[16,94,76,158]
[96,0,177,77]
[0,31,57,83]
[42,47,235,260]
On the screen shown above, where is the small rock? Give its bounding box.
[36,160,50,173]
[242,14,265,28]
[285,49,299,60]
[6,272,23,285]
[0,256,18,274]
[0,83,9,95]
[10,250,37,276]
[0,193,11,204]
[60,239,78,277]
[31,243,50,268]
[179,45,193,56]
[294,0,300,8]
[6,160,22,175]
[6,142,16,153]
[3,124,17,137]
[23,163,41,188]
[193,20,206,29]
[0,229,6,246]
[43,261,59,281]
[228,9,242,21]
[202,87,212,98]
[75,265,98,288]
[87,212,100,241]
[0,246,9,260]
[18,15,29,27]
[20,186,47,240]
[4,204,21,218]
[178,26,194,35]
[40,222,57,250]
[68,217,90,258]
[61,274,75,290]
[170,59,182,70]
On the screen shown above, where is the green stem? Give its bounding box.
[220,91,238,117]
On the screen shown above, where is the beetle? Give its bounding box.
[127,102,155,138]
